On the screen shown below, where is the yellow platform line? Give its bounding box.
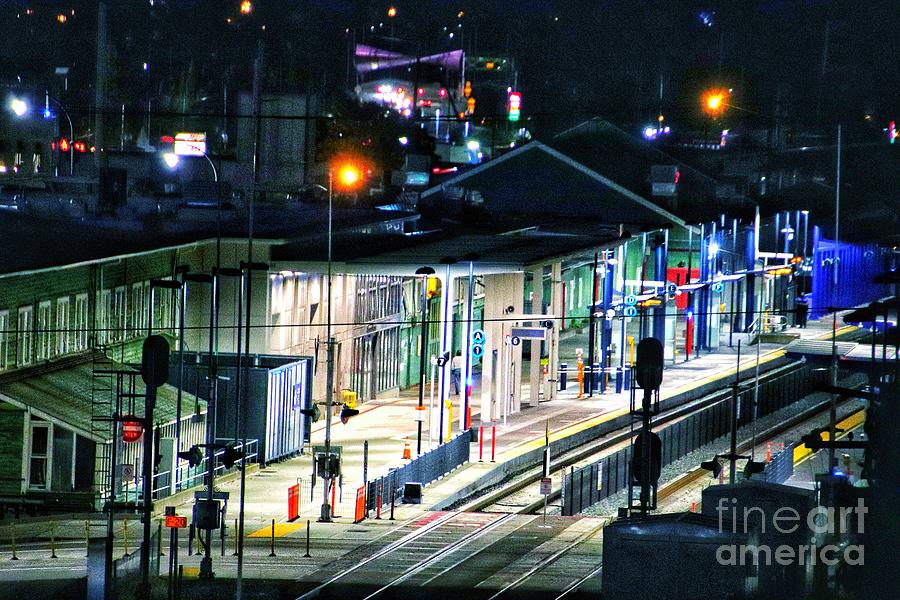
[793,409,866,464]
[181,566,200,578]
[501,325,859,462]
[247,522,306,538]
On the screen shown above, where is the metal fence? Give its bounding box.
[762,443,795,484]
[562,362,824,515]
[367,429,474,511]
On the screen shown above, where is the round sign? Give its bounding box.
[712,281,724,293]
[625,295,637,306]
[472,345,484,358]
[605,308,616,321]
[510,336,521,346]
[122,416,144,443]
[471,329,486,345]
[624,306,638,318]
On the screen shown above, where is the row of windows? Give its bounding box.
[0,280,176,371]
[355,275,403,323]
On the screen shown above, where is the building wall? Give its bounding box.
[0,401,24,495]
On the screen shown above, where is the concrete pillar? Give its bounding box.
[529,266,544,407]
[437,267,457,440]
[480,273,524,423]
[549,262,562,402]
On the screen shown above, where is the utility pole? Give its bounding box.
[415,267,434,454]
[320,170,336,523]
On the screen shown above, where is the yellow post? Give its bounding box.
[628,336,635,365]
[445,400,453,441]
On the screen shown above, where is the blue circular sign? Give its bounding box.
[624,306,638,318]
[712,282,724,293]
[472,345,484,358]
[625,295,638,306]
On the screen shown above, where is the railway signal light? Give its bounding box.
[178,446,204,467]
[701,457,723,478]
[340,405,359,424]
[221,445,243,469]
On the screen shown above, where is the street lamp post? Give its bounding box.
[320,163,362,523]
[415,266,435,455]
[8,94,74,176]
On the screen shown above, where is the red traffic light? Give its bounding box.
[122,416,144,443]
[58,137,70,153]
[73,141,87,153]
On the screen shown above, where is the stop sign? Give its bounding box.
[122,416,144,443]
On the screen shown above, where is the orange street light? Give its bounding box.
[702,89,729,116]
[387,6,397,17]
[336,164,362,189]
[240,0,252,15]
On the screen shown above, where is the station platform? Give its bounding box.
[208,315,859,532]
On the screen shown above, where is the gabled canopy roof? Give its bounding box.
[420,141,686,229]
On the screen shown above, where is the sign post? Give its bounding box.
[540,477,552,528]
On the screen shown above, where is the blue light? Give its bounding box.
[42,107,53,120]
[831,468,846,478]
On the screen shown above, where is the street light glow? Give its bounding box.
[338,165,361,187]
[702,89,729,116]
[240,0,252,14]
[9,98,28,117]
[387,6,397,17]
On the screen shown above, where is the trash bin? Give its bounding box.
[341,389,357,409]
[402,482,423,504]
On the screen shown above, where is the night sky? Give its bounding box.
[1,1,897,130]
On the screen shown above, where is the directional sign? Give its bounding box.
[625,295,638,306]
[510,326,546,340]
[471,329,486,345]
[472,345,484,358]
[624,306,638,318]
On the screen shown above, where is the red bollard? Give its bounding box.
[479,426,484,462]
[490,426,496,463]
[331,484,337,518]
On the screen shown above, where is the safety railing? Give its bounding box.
[119,438,258,502]
[366,429,474,512]
[762,443,795,484]
[561,362,824,515]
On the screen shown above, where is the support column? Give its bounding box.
[599,252,615,393]
[528,266,544,407]
[744,225,756,332]
[697,224,710,352]
[549,263,562,402]
[652,233,668,344]
[437,268,457,442]
[479,273,523,423]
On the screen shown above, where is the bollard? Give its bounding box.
[304,520,311,558]
[85,520,90,558]
[389,486,396,521]
[615,367,623,394]
[331,483,337,518]
[559,363,568,390]
[766,442,773,463]
[123,519,130,556]
[479,426,484,462]
[491,426,496,462]
[50,521,58,559]
[233,519,239,556]
[9,524,17,561]
[592,363,601,392]
[624,365,631,390]
[269,519,276,557]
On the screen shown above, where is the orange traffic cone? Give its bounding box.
[690,501,697,513]
[718,469,724,485]
[402,437,411,460]
[766,442,772,463]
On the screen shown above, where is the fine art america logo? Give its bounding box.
[714,497,866,566]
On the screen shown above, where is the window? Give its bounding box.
[73,294,88,350]
[55,297,70,355]
[0,310,8,369]
[98,289,111,345]
[17,306,33,366]
[113,286,127,342]
[36,301,52,360]
[28,420,50,490]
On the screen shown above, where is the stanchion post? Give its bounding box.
[479,426,484,462]
[304,520,311,558]
[50,521,57,559]
[9,523,16,561]
[233,519,239,556]
[268,519,276,557]
[491,426,496,462]
[123,518,130,556]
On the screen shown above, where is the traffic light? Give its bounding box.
[299,403,321,423]
[178,446,204,467]
[507,92,521,122]
[340,405,360,424]
[701,457,723,478]
[221,445,244,469]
